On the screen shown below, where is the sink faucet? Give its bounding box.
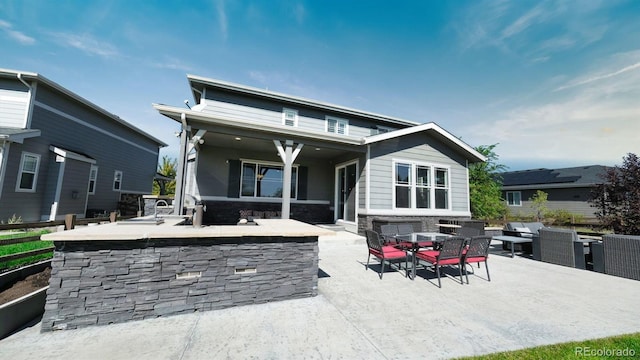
[154,199,169,219]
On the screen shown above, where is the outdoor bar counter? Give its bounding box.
[40,218,333,331]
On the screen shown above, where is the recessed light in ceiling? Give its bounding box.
[234,137,242,141]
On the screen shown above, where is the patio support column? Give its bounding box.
[274,140,303,219]
[174,113,190,215]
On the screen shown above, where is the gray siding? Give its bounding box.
[505,187,597,219]
[194,146,335,203]
[201,89,404,139]
[0,78,29,128]
[0,81,160,221]
[368,133,469,212]
[0,143,48,222]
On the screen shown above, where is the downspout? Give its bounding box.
[17,73,34,128]
[17,73,31,90]
[173,113,189,215]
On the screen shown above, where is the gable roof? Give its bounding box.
[501,165,608,189]
[0,68,167,147]
[187,74,419,128]
[364,122,486,163]
[0,127,41,143]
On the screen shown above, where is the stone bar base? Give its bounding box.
[41,236,318,331]
[358,215,471,235]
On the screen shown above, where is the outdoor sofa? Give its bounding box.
[595,234,640,281]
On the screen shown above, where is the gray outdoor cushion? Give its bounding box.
[505,222,525,231]
[522,222,544,234]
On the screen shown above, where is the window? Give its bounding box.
[506,191,521,206]
[88,165,98,195]
[326,116,348,135]
[282,108,298,127]
[241,161,298,198]
[113,170,122,191]
[16,152,40,192]
[394,161,450,210]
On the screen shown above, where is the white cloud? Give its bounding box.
[0,19,36,45]
[49,32,119,58]
[466,50,640,166]
[216,0,228,40]
[152,57,194,72]
[293,3,306,25]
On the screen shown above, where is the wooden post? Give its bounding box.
[64,214,76,230]
[109,211,117,223]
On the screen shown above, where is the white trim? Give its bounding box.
[35,101,161,156]
[49,159,66,221]
[239,159,299,199]
[15,151,40,192]
[282,108,298,127]
[334,159,359,223]
[365,145,371,212]
[0,142,8,203]
[199,195,330,205]
[358,208,472,217]
[392,158,452,211]
[326,116,349,135]
[88,165,98,195]
[49,146,96,164]
[506,191,522,206]
[364,122,486,163]
[113,170,123,191]
[187,74,420,127]
[24,80,37,129]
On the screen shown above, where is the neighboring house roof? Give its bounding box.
[187,74,420,128]
[501,165,608,190]
[0,68,167,147]
[0,127,41,143]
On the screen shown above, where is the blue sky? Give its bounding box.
[2,0,639,171]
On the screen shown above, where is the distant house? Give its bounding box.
[154,75,485,233]
[0,69,166,222]
[500,165,608,220]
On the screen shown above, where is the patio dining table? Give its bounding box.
[394,232,452,280]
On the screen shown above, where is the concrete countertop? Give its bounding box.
[41,218,335,241]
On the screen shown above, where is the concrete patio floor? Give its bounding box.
[1,230,640,359]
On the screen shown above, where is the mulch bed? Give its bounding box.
[0,267,51,306]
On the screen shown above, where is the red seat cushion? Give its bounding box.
[416,250,439,263]
[370,247,406,260]
[465,256,486,263]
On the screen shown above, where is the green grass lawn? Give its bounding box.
[0,230,53,271]
[459,332,640,359]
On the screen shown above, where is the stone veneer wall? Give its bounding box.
[41,236,318,331]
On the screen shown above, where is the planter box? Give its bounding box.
[0,286,48,339]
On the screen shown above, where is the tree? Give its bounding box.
[590,153,640,235]
[153,155,177,195]
[529,190,549,222]
[469,144,507,221]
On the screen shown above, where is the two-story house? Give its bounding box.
[154,75,485,233]
[0,69,166,222]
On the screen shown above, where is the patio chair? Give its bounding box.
[365,229,408,279]
[602,234,640,281]
[415,236,466,287]
[380,224,399,245]
[538,228,582,268]
[462,236,492,284]
[397,224,415,235]
[458,225,483,239]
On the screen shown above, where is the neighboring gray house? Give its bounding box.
[154,75,485,233]
[501,165,608,221]
[0,69,166,222]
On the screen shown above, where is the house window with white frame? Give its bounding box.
[506,191,521,206]
[394,161,450,210]
[113,170,123,191]
[88,165,98,195]
[16,152,40,192]
[241,161,298,198]
[282,108,298,127]
[326,116,348,135]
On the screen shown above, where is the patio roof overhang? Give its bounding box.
[0,127,41,144]
[153,104,366,155]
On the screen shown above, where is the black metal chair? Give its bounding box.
[462,236,492,284]
[415,236,466,287]
[365,229,408,279]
